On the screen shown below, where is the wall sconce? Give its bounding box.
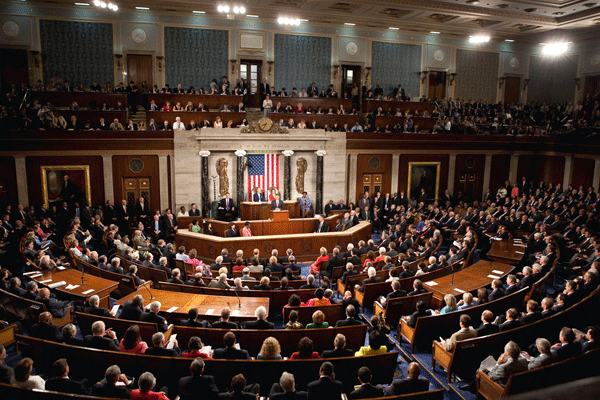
[157,56,164,72]
[230,59,237,75]
[267,61,274,76]
[30,50,40,67]
[332,65,339,79]
[115,54,123,70]
[449,73,457,86]
[523,78,531,90]
[365,67,372,81]
[498,77,506,89]
[574,78,581,90]
[420,71,428,84]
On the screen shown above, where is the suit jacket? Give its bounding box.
[220,198,235,210]
[0,361,13,384]
[487,357,528,386]
[499,319,521,332]
[321,348,354,358]
[211,320,238,330]
[92,380,132,399]
[140,311,169,332]
[252,193,266,202]
[179,374,219,400]
[341,270,358,284]
[528,353,555,370]
[119,300,142,321]
[386,290,408,302]
[358,276,382,292]
[243,319,275,329]
[489,288,505,301]
[349,383,384,399]
[315,221,329,233]
[212,346,251,360]
[307,377,343,400]
[476,323,499,337]
[84,306,113,318]
[45,377,88,394]
[552,341,582,361]
[37,297,70,318]
[30,322,63,342]
[271,200,284,210]
[83,335,119,351]
[384,378,429,396]
[144,346,182,357]
[226,228,239,237]
[443,327,477,351]
[519,312,542,325]
[335,318,363,327]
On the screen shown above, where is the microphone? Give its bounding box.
[141,281,155,300]
[80,266,86,286]
[233,286,242,309]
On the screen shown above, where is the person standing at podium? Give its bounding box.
[298,192,312,218]
[271,194,284,211]
[218,193,237,221]
[253,188,266,202]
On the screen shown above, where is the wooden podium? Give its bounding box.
[270,210,289,222]
[241,202,270,221]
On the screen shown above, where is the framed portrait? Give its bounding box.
[407,162,440,202]
[41,165,91,208]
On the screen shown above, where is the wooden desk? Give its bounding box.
[362,99,434,114]
[268,113,360,129]
[270,210,289,221]
[29,91,128,108]
[115,289,268,321]
[146,111,247,126]
[31,268,118,308]
[373,116,438,131]
[488,239,526,265]
[26,109,127,125]
[241,202,270,221]
[283,201,300,219]
[147,94,244,110]
[423,261,514,309]
[270,97,353,111]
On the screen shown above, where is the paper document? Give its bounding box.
[111,305,120,315]
[487,274,501,279]
[480,355,497,371]
[166,306,179,313]
[425,281,438,286]
[453,288,465,293]
[23,271,36,275]
[492,270,504,275]
[65,284,80,290]
[57,266,66,270]
[48,281,67,289]
[166,334,177,349]
[515,251,525,254]
[30,274,43,278]
[82,289,95,295]
[200,346,213,354]
[39,279,53,284]
[205,309,215,315]
[230,309,240,316]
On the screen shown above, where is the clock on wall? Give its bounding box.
[346,41,359,56]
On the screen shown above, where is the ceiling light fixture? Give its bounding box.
[94,0,118,11]
[344,22,355,26]
[278,17,301,25]
[541,41,570,56]
[389,27,399,30]
[469,35,490,43]
[505,39,514,42]
[135,6,149,10]
[192,10,205,14]
[247,15,259,18]
[430,31,441,34]
[75,2,90,5]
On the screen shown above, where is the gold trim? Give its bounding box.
[407,161,440,202]
[41,165,92,208]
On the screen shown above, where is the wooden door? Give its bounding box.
[0,49,29,92]
[457,172,477,203]
[584,75,600,99]
[127,54,153,87]
[359,174,383,203]
[504,76,520,104]
[428,71,446,100]
[122,177,151,226]
[240,60,262,107]
[342,65,361,100]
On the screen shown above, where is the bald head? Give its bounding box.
[406,362,421,379]
[39,311,52,324]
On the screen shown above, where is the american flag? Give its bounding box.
[248,153,279,200]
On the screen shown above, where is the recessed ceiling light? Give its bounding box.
[466,0,480,4]
[299,19,309,22]
[553,12,565,15]
[344,23,355,26]
[192,10,205,14]
[430,31,441,34]
[584,2,597,7]
[496,3,509,8]
[388,27,399,30]
[74,2,90,5]
[246,14,259,18]
[523,7,537,12]
[504,39,514,42]
[135,6,149,10]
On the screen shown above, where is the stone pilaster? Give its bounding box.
[283,150,294,201]
[200,151,210,217]
[315,150,326,215]
[235,150,246,209]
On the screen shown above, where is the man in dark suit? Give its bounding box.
[347,248,361,266]
[551,327,582,361]
[144,332,182,356]
[335,305,363,327]
[476,310,500,337]
[270,372,308,400]
[92,365,133,399]
[83,320,119,350]
[140,301,169,332]
[212,332,251,359]
[321,333,354,358]
[242,306,274,329]
[260,78,270,105]
[115,199,130,235]
[134,196,149,228]
[211,308,239,329]
[315,215,329,233]
[30,311,63,342]
[489,280,505,301]
[341,263,358,284]
[0,345,14,384]
[36,288,71,318]
[84,295,114,318]
[307,362,343,400]
[516,266,535,290]
[323,248,344,279]
[499,308,521,332]
[307,83,318,97]
[118,294,143,321]
[180,308,212,328]
[252,188,266,202]
[218,193,237,221]
[349,367,384,399]
[404,300,432,328]
[357,267,382,292]
[45,358,88,394]
[178,358,219,400]
[377,280,407,307]
[271,194,284,210]
[519,300,542,325]
[384,362,429,396]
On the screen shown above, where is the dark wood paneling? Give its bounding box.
[362,100,434,114]
[572,157,595,190]
[504,76,520,104]
[147,94,243,110]
[29,92,128,108]
[271,97,353,111]
[146,111,247,127]
[127,54,153,87]
[454,154,485,203]
[517,155,564,187]
[0,157,18,206]
[112,155,161,214]
[270,112,359,129]
[0,49,29,89]
[398,154,449,201]
[26,156,104,207]
[373,116,437,131]
[489,154,511,196]
[25,109,127,125]
[356,154,393,202]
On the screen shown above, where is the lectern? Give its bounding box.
[270,210,289,222]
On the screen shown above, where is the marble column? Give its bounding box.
[447,154,456,194]
[282,150,294,201]
[562,155,573,190]
[199,151,211,217]
[509,154,519,184]
[315,150,326,215]
[158,155,169,211]
[14,156,29,207]
[348,154,358,203]
[482,154,493,201]
[593,159,600,191]
[101,155,114,204]
[235,150,246,209]
[391,154,400,195]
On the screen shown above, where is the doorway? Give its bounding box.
[240,59,262,107]
[342,65,361,109]
[122,177,151,227]
[359,174,383,203]
[584,75,600,100]
[127,54,153,87]
[428,71,446,100]
[0,49,29,93]
[503,76,521,104]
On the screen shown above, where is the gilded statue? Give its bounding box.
[295,157,307,194]
[216,158,229,197]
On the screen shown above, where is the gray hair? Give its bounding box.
[89,295,100,307]
[138,371,156,392]
[159,257,167,265]
[255,306,267,320]
[152,332,165,346]
[149,301,161,312]
[105,365,121,383]
[279,371,295,392]
[536,338,551,354]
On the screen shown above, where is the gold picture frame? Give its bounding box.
[41,165,92,208]
[407,162,440,202]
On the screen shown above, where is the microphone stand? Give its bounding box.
[80,266,86,286]
[449,261,457,286]
[142,281,155,300]
[233,287,242,309]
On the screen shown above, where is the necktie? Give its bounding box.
[226,199,230,211]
